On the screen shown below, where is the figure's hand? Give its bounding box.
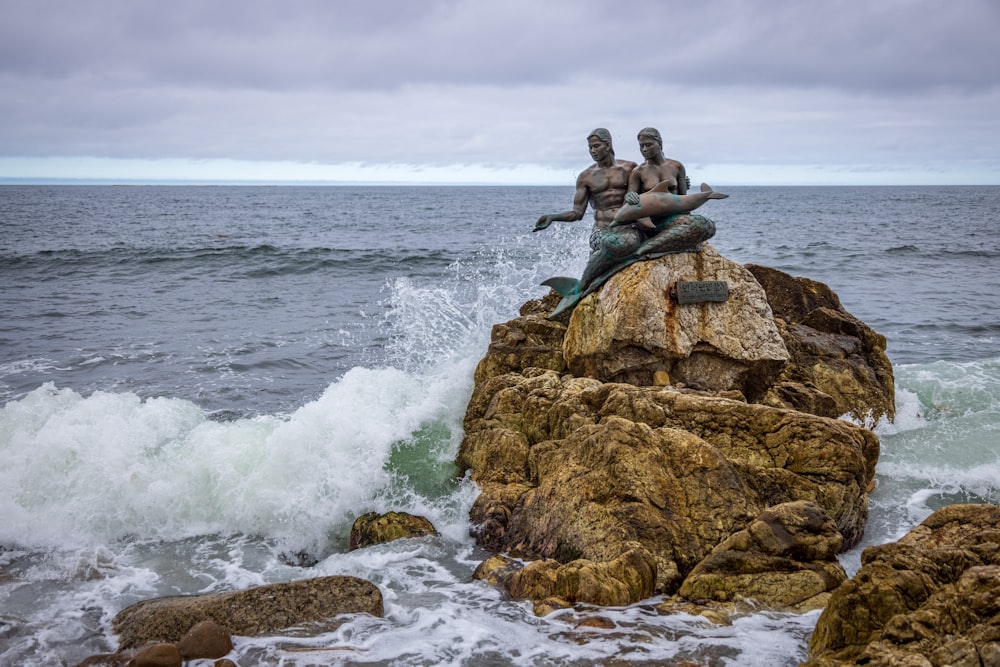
[533,215,554,232]
[625,191,641,206]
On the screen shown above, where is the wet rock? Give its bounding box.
[748,264,895,424]
[113,576,382,650]
[177,619,233,659]
[803,503,1000,666]
[127,643,181,667]
[677,501,847,612]
[473,292,568,385]
[349,511,438,550]
[460,251,889,611]
[460,378,877,603]
[74,654,131,667]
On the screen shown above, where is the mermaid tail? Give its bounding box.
[540,276,583,319]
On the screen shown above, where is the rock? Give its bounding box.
[75,654,131,666]
[127,643,181,667]
[177,619,233,659]
[803,504,1000,666]
[677,501,848,612]
[459,373,878,602]
[213,660,238,667]
[473,292,567,385]
[563,244,789,399]
[349,511,438,550]
[473,546,657,608]
[460,251,891,612]
[113,576,383,650]
[747,264,895,424]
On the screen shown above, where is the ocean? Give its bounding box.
[1,184,998,666]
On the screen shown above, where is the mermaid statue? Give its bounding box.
[534,128,727,319]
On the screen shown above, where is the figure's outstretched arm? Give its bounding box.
[533,178,589,231]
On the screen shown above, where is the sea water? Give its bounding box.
[1,184,998,665]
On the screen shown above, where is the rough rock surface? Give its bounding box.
[564,244,789,399]
[803,503,1000,666]
[461,250,891,611]
[458,371,878,603]
[676,500,847,612]
[112,576,383,650]
[349,511,439,550]
[748,264,895,424]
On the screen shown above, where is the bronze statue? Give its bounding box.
[629,127,688,197]
[536,129,727,319]
[533,128,637,234]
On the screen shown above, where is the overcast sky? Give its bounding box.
[2,0,998,185]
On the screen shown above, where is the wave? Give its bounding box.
[0,358,474,554]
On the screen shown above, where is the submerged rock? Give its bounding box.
[112,576,383,650]
[803,503,1000,666]
[349,511,439,550]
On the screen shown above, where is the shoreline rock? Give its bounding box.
[112,575,383,650]
[803,503,1000,666]
[460,249,890,613]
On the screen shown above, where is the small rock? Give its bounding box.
[177,619,233,659]
[127,643,181,667]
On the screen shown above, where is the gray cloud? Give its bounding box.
[1,0,998,181]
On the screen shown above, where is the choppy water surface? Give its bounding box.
[1,185,999,665]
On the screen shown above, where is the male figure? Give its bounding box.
[628,127,688,197]
[533,128,637,238]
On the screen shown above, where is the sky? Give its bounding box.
[1,0,998,186]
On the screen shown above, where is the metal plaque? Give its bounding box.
[672,280,730,304]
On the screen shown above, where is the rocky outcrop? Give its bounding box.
[676,501,847,613]
[748,264,895,424]
[461,249,890,612]
[803,503,1000,666]
[458,372,878,604]
[112,576,383,650]
[564,244,789,399]
[349,511,439,550]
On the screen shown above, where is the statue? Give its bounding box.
[535,129,727,319]
[533,128,636,234]
[630,127,688,196]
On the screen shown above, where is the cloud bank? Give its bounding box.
[2,0,998,184]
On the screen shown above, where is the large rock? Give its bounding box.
[563,244,789,399]
[458,372,878,603]
[803,504,1000,666]
[112,576,383,650]
[748,264,895,424]
[676,500,848,612]
[460,250,890,611]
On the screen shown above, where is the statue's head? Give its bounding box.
[637,127,664,161]
[637,127,662,147]
[587,128,614,160]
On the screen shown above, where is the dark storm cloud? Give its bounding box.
[1,0,998,180]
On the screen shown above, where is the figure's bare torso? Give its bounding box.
[581,160,636,228]
[632,159,686,195]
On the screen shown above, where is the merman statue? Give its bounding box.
[534,128,727,319]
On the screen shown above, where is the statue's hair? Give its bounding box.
[587,128,614,156]
[637,127,662,146]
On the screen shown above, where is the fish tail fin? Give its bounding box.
[540,276,581,297]
[699,183,729,200]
